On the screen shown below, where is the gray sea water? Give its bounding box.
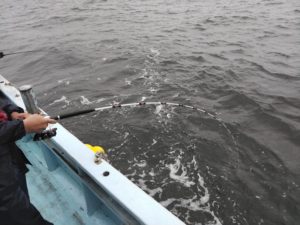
[1,0,300,224]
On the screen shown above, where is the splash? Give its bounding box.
[80,96,92,105]
[79,96,106,105]
[167,158,195,187]
[49,96,70,106]
[58,79,70,85]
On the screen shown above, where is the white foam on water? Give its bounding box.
[95,98,106,103]
[151,139,157,146]
[124,132,129,139]
[167,158,195,187]
[80,96,92,105]
[164,155,222,225]
[139,68,148,79]
[155,104,163,114]
[160,195,222,225]
[136,179,162,197]
[126,170,137,177]
[127,152,223,225]
[160,198,177,208]
[198,174,210,205]
[149,168,155,177]
[110,135,130,151]
[58,79,70,85]
[79,96,106,105]
[172,92,180,98]
[49,96,70,106]
[149,48,160,57]
[136,160,147,168]
[125,78,131,85]
[149,87,158,93]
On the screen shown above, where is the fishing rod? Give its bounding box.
[46,101,237,147]
[0,50,42,59]
[50,101,218,120]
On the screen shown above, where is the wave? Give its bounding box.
[268,51,291,58]
[216,90,260,110]
[102,56,128,64]
[186,55,206,63]
[238,59,299,80]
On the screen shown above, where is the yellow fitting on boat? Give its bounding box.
[85,144,106,154]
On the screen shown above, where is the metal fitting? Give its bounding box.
[19,85,40,114]
[94,157,102,164]
[94,152,103,164]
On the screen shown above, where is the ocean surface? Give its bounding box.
[1,0,300,224]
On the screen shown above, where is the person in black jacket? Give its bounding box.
[0,101,56,225]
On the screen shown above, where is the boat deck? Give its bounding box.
[24,140,119,225]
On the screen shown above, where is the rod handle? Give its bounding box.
[51,108,95,120]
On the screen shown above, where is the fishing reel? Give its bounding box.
[33,128,57,141]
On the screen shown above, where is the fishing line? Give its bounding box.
[0,50,43,59]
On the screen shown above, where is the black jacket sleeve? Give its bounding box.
[0,101,26,144]
[2,103,25,120]
[0,120,26,145]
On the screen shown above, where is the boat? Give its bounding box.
[0,74,186,225]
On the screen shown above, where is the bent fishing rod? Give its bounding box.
[0,50,43,59]
[44,101,236,146]
[50,101,218,120]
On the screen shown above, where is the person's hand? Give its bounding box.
[23,114,56,133]
[11,112,30,120]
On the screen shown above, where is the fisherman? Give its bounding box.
[0,101,56,225]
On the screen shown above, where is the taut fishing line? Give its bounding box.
[0,50,44,59]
